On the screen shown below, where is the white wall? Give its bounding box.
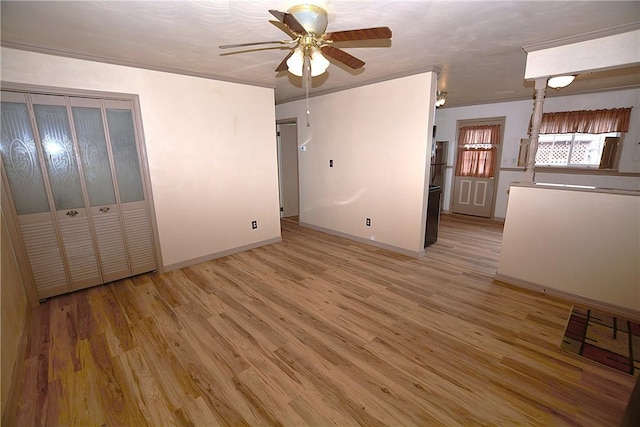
[1,48,281,269]
[525,30,640,79]
[276,72,437,255]
[497,185,640,314]
[435,88,640,218]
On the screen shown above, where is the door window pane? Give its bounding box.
[34,104,85,210]
[106,108,144,203]
[72,107,116,206]
[0,102,51,215]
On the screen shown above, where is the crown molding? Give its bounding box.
[522,21,640,53]
[277,65,442,105]
[1,41,276,90]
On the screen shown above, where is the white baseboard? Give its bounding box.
[299,222,425,258]
[494,273,640,321]
[163,237,282,272]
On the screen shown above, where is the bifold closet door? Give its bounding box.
[71,97,131,283]
[2,91,157,300]
[105,102,156,275]
[0,92,69,298]
[32,94,102,291]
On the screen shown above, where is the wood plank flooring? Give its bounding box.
[5,214,635,426]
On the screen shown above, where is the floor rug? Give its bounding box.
[561,306,640,376]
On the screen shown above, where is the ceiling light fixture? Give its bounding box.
[547,75,576,89]
[435,91,447,108]
[286,45,330,77]
[285,6,330,78]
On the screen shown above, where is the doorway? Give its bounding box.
[451,118,504,218]
[276,120,299,219]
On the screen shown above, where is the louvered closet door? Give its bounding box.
[32,94,102,291]
[105,101,157,275]
[0,92,69,298]
[71,97,131,283]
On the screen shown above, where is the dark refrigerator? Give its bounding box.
[425,141,446,247]
[425,185,442,247]
[429,141,447,188]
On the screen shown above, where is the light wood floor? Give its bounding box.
[6,214,635,426]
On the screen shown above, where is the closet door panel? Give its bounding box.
[106,106,145,203]
[106,104,156,274]
[32,98,85,210]
[122,201,156,275]
[56,209,101,289]
[19,213,69,298]
[33,95,101,289]
[1,92,68,299]
[71,100,130,281]
[91,204,129,282]
[0,96,50,214]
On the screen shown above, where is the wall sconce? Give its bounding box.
[435,91,447,108]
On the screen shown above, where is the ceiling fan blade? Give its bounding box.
[320,45,365,69]
[324,27,392,42]
[220,46,291,57]
[276,50,295,72]
[219,40,291,49]
[269,9,307,35]
[270,20,295,38]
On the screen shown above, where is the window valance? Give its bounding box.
[539,108,632,134]
[458,124,501,145]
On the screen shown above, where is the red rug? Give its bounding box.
[561,306,640,376]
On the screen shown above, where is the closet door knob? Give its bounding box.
[99,206,110,213]
[66,210,79,217]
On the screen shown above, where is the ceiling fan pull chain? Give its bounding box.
[304,51,311,127]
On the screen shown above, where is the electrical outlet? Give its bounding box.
[366,218,371,227]
[329,159,333,167]
[251,220,258,229]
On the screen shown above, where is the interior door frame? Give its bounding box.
[1,82,164,306]
[276,118,300,220]
[452,116,505,219]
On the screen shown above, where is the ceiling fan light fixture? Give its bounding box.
[310,48,330,75]
[547,75,576,89]
[288,4,328,35]
[435,91,447,108]
[286,47,305,76]
[286,47,329,77]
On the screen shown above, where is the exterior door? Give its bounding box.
[451,123,501,218]
[451,176,495,217]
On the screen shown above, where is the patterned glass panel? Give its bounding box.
[106,109,144,203]
[34,104,85,210]
[0,102,50,215]
[72,107,116,206]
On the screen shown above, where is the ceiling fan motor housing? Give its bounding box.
[288,4,328,35]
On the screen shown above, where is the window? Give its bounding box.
[535,132,620,168]
[455,124,500,178]
[531,107,632,170]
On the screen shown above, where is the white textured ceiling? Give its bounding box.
[1,1,639,107]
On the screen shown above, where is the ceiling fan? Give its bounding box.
[220,4,392,77]
[219,4,392,125]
